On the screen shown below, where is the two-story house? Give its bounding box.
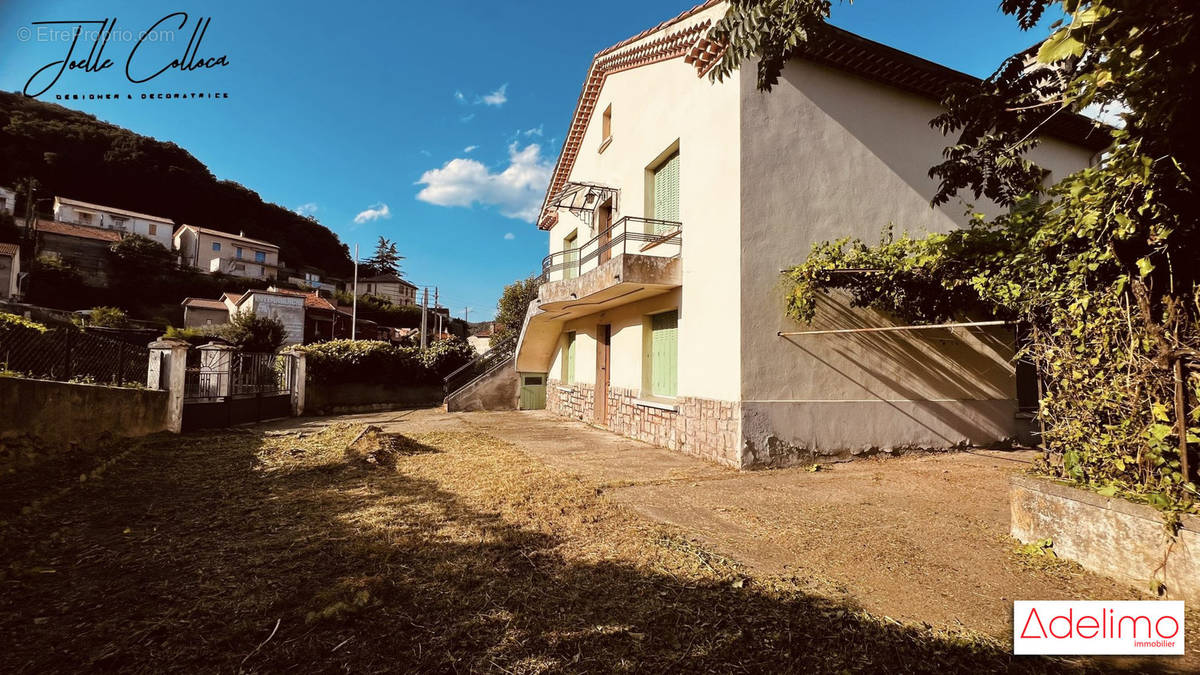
[506,1,1107,469]
[52,197,174,249]
[360,273,417,306]
[174,225,282,280]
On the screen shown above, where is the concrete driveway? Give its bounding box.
[268,408,1159,642]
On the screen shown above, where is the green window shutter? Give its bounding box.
[652,152,680,233]
[650,311,678,397]
[563,233,578,279]
[565,332,576,384]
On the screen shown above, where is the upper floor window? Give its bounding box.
[148,223,158,236]
[236,246,244,259]
[650,150,680,233]
[77,211,94,225]
[110,216,128,230]
[562,231,579,280]
[599,104,612,152]
[212,242,222,252]
[255,251,267,263]
[0,197,7,209]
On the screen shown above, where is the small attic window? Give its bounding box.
[599,104,613,153]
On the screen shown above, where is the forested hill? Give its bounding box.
[0,91,353,277]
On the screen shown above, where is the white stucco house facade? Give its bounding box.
[52,197,174,249]
[220,289,305,346]
[509,0,1107,468]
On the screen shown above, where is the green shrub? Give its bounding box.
[0,312,48,336]
[220,310,286,353]
[419,337,476,378]
[301,339,428,386]
[88,306,130,328]
[164,325,225,347]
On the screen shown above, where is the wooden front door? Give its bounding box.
[595,324,611,424]
[597,201,613,264]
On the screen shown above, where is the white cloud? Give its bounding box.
[479,84,508,107]
[463,145,478,153]
[294,202,318,216]
[460,113,475,123]
[415,142,553,222]
[453,90,465,103]
[504,232,515,240]
[419,149,432,157]
[353,202,391,224]
[522,124,543,137]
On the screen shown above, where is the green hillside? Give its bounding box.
[0,91,353,277]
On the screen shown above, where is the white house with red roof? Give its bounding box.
[52,196,174,249]
[499,0,1109,468]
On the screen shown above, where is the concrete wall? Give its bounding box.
[1011,475,1200,602]
[0,186,14,214]
[737,57,1097,462]
[240,292,305,346]
[0,376,169,444]
[305,383,442,416]
[446,360,518,412]
[183,306,229,328]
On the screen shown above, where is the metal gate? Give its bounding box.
[182,352,297,431]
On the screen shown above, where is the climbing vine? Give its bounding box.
[714,0,1200,511]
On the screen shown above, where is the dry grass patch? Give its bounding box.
[0,423,1085,673]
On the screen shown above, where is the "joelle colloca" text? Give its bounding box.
[22,13,229,99]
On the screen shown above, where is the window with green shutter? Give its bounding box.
[649,310,678,397]
[563,231,578,280]
[563,331,576,384]
[651,151,680,234]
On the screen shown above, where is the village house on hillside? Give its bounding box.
[33,218,122,285]
[0,186,15,215]
[496,0,1107,469]
[0,242,20,300]
[52,197,174,250]
[174,225,282,280]
[360,273,417,306]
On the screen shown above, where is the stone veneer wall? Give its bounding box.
[546,379,741,467]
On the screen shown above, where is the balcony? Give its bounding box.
[536,216,681,319]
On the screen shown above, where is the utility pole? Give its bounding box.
[464,306,470,324]
[351,243,359,340]
[420,287,428,350]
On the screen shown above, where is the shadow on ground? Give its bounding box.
[0,426,1086,673]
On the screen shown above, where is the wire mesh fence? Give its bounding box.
[0,326,150,386]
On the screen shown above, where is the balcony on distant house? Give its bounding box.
[536,216,681,321]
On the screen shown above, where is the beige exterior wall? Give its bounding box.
[362,280,417,306]
[0,187,15,215]
[736,58,1097,462]
[542,1,741,405]
[0,249,19,299]
[174,226,280,279]
[239,292,305,346]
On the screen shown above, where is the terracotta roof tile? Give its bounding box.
[538,2,1108,229]
[181,297,229,310]
[35,218,122,242]
[0,242,19,256]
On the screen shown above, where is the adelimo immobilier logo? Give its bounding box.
[1014,601,1185,655]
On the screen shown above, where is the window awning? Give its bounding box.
[544,181,619,222]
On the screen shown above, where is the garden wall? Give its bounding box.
[305,382,442,416]
[0,376,169,443]
[1011,474,1200,602]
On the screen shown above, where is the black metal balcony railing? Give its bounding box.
[540,216,682,284]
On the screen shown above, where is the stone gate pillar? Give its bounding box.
[147,338,188,433]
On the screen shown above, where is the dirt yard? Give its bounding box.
[1,410,1195,672]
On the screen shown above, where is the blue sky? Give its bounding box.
[0,1,1059,320]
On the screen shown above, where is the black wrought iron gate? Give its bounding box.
[182,352,297,431]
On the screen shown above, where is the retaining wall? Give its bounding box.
[0,376,169,443]
[1011,474,1200,602]
[305,382,442,416]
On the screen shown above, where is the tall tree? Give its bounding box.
[492,276,540,346]
[363,236,405,277]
